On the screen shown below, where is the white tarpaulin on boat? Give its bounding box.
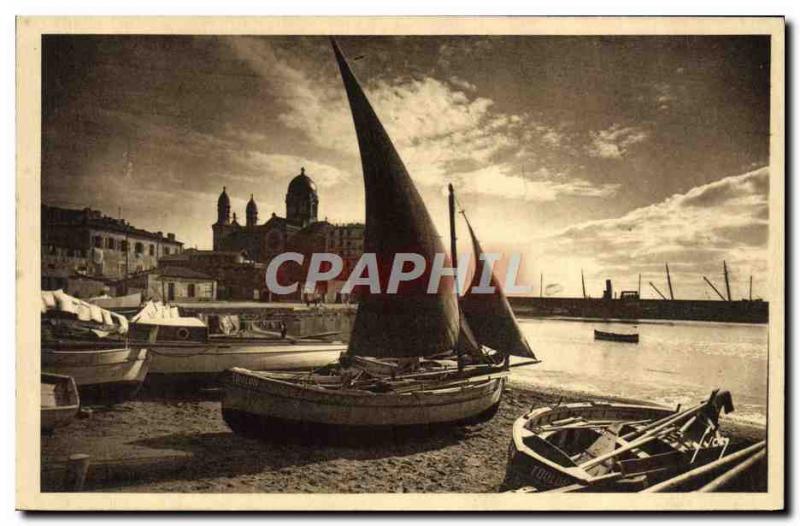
[89,292,142,309]
[131,300,203,327]
[41,289,129,334]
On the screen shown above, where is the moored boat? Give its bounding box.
[41,290,149,405]
[128,301,348,385]
[504,390,734,492]
[594,329,639,343]
[41,373,80,432]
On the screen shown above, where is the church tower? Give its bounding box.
[216,186,230,225]
[285,167,319,228]
[212,186,232,250]
[246,194,258,227]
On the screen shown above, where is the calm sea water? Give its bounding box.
[511,318,768,426]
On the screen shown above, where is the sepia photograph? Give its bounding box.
[15,16,784,511]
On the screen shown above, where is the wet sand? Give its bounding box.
[41,382,766,493]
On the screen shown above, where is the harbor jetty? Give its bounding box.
[509,296,768,324]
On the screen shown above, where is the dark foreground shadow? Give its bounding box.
[43,420,480,491]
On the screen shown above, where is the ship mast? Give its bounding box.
[581,270,587,299]
[703,276,727,301]
[448,184,459,297]
[649,281,667,300]
[665,263,674,300]
[723,261,732,302]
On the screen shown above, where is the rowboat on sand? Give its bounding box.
[504,389,735,492]
[41,373,80,432]
[221,38,539,443]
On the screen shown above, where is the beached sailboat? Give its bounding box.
[220,39,538,440]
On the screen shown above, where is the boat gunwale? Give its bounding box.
[223,367,507,408]
[511,401,675,484]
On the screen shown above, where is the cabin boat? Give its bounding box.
[594,329,639,343]
[41,373,80,432]
[221,39,538,442]
[505,390,734,492]
[41,290,149,405]
[128,302,347,385]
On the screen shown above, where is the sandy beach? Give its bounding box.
[40,382,766,493]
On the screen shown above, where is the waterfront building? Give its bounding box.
[41,205,184,294]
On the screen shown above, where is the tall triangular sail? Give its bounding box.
[331,39,460,358]
[459,214,539,360]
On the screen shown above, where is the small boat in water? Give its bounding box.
[221,39,538,442]
[41,373,80,432]
[41,290,150,405]
[505,390,734,492]
[594,329,639,343]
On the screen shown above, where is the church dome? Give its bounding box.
[287,167,317,196]
[285,167,319,227]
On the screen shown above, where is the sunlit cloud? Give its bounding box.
[586,124,649,159]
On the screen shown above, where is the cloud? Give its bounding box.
[228,37,588,201]
[452,165,620,202]
[539,167,770,298]
[586,124,649,159]
[231,152,350,188]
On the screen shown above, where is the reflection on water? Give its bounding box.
[511,318,768,426]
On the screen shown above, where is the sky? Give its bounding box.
[41,35,771,299]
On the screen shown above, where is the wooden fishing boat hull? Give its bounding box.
[594,330,639,343]
[41,347,149,405]
[146,343,347,386]
[505,401,674,491]
[41,373,80,432]
[220,367,506,442]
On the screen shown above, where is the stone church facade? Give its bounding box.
[212,168,365,297]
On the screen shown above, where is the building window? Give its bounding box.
[121,240,128,252]
[135,242,144,254]
[167,282,175,301]
[187,283,195,298]
[164,247,170,256]
[149,244,155,256]
[94,236,102,248]
[106,238,116,250]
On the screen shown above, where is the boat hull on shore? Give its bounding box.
[146,342,347,386]
[42,347,149,405]
[506,401,679,491]
[41,373,80,432]
[221,367,506,442]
